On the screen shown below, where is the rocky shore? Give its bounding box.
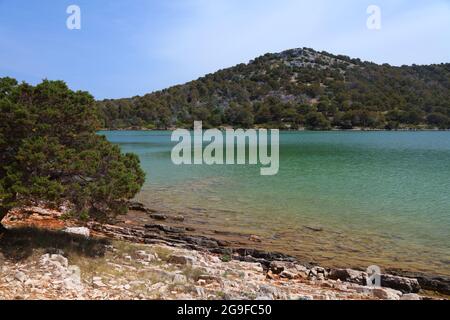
[0,241,429,300]
[0,203,448,300]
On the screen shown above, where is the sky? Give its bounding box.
[0,0,449,99]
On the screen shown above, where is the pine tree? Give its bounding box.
[0,78,145,228]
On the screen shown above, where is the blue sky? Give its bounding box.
[0,0,449,99]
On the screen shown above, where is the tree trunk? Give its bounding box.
[0,207,9,234]
[0,222,6,235]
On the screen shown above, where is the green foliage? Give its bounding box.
[97,48,450,130]
[305,112,331,130]
[0,78,145,222]
[220,253,232,263]
[426,113,449,128]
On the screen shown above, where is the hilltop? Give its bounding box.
[97,47,450,130]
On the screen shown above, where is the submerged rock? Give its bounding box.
[304,226,324,232]
[249,235,262,242]
[150,213,167,221]
[172,215,185,222]
[127,201,147,212]
[145,223,185,234]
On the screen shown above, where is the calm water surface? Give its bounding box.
[101,131,450,276]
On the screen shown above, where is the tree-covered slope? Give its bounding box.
[97,48,450,130]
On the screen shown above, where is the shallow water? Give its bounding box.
[100,130,450,276]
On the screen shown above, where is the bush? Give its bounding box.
[0,78,145,223]
[305,112,331,130]
[426,113,449,129]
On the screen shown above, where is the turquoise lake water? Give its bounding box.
[101,131,450,276]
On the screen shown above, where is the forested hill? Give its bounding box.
[97,47,450,130]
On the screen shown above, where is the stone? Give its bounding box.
[92,277,106,288]
[15,271,27,283]
[259,285,280,299]
[26,206,64,218]
[415,275,450,295]
[173,215,185,222]
[292,295,314,300]
[269,261,285,274]
[249,235,262,242]
[372,287,402,300]
[383,270,450,294]
[401,293,422,300]
[145,224,185,234]
[136,250,147,258]
[50,254,69,268]
[63,227,90,238]
[172,274,188,284]
[294,265,309,278]
[381,274,421,293]
[185,236,219,248]
[308,266,328,280]
[195,287,206,297]
[280,270,296,279]
[304,226,323,232]
[136,251,156,262]
[150,213,167,221]
[128,201,148,212]
[63,276,82,291]
[321,282,334,288]
[198,274,221,283]
[93,281,106,288]
[197,279,207,286]
[24,279,35,286]
[328,268,367,285]
[168,255,195,266]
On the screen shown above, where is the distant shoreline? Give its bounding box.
[99,127,450,132]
